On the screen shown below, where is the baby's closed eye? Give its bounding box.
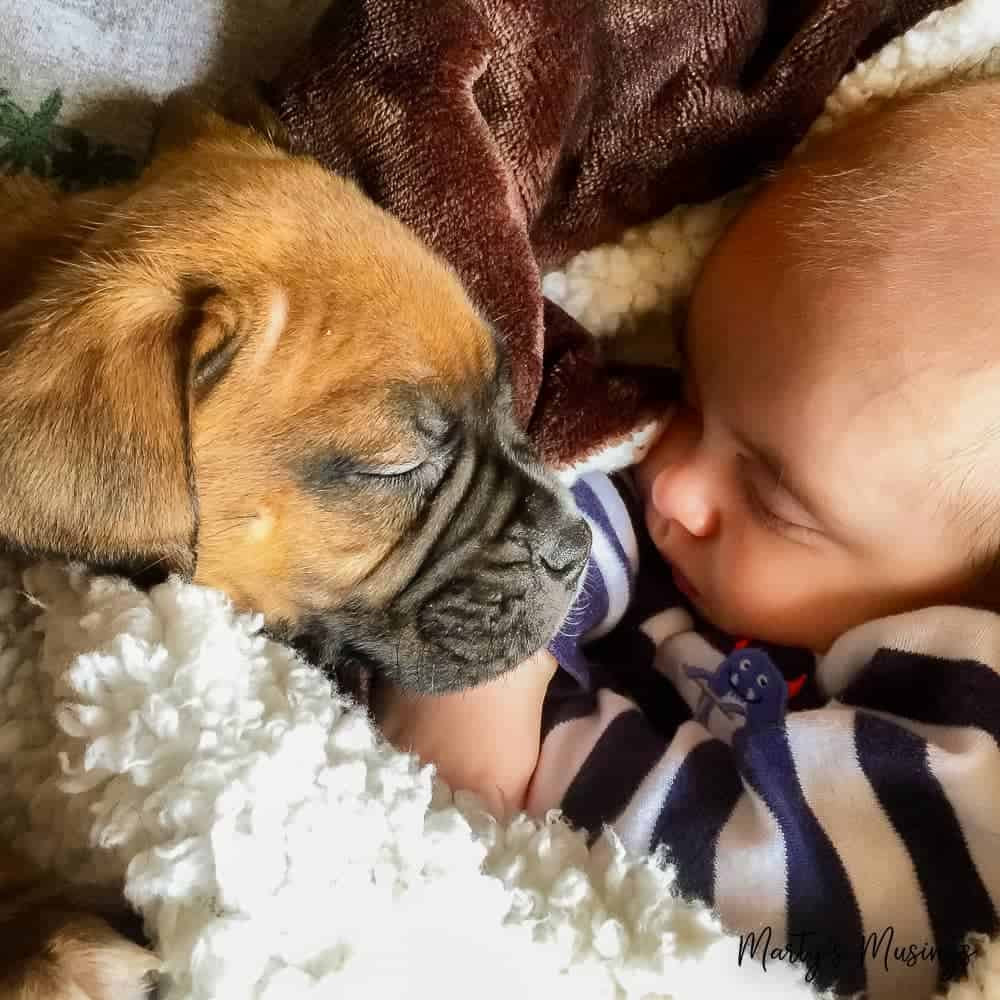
[738,455,819,539]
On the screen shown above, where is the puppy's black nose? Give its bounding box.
[540,517,591,579]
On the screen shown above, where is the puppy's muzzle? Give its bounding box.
[292,471,592,695]
[536,505,593,580]
[402,481,591,692]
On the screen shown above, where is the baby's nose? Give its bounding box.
[651,456,719,539]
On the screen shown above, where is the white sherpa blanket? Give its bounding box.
[2,2,1000,999]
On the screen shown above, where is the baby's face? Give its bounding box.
[634,185,992,651]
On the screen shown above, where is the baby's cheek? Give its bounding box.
[711,544,798,642]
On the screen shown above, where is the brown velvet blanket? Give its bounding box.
[261,0,953,471]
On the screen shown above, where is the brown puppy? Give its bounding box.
[0,97,590,996]
[0,96,590,692]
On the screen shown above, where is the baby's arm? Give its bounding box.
[375,649,557,818]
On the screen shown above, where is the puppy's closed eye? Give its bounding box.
[298,407,459,499]
[299,451,437,496]
[358,430,459,485]
[357,457,429,479]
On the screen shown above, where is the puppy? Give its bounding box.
[0,96,590,996]
[0,95,590,692]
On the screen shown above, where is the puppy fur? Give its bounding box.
[0,847,159,999]
[0,94,588,691]
[0,99,496,597]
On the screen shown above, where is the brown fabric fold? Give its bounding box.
[262,0,953,471]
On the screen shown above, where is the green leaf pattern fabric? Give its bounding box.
[0,87,138,189]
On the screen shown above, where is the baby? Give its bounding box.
[379,80,1000,998]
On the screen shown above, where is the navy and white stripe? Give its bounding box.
[534,471,1000,998]
[547,473,637,685]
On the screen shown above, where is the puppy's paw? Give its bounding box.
[0,904,160,1000]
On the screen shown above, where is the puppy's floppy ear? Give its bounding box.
[0,273,242,580]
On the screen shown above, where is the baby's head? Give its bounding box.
[636,80,1000,651]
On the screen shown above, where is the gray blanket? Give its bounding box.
[0,0,329,185]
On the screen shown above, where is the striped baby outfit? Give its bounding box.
[542,471,1000,999]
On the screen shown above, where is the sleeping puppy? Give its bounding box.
[0,95,590,693]
[0,97,589,997]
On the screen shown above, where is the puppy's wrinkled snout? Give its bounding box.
[518,486,590,582]
[539,517,591,579]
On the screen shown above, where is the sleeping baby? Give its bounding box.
[377,79,1000,998]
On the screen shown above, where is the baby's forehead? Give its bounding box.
[688,209,865,384]
[691,214,1000,484]
[694,160,1000,390]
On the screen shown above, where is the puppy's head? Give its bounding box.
[0,100,590,692]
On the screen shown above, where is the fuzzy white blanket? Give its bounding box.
[2,2,1000,998]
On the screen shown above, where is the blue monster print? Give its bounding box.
[684,645,790,729]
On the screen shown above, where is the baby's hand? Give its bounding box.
[375,650,557,819]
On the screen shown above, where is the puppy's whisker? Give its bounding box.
[124,514,257,582]
[484,308,517,330]
[199,517,258,544]
[131,552,173,577]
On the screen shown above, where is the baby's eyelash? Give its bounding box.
[739,458,814,540]
[742,473,788,534]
